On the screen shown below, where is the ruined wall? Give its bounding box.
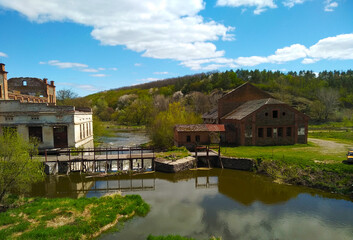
[7,77,56,104]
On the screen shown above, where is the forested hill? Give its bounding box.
[62,69,353,125]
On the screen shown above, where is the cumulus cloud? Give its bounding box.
[184,33,353,70]
[0,51,8,58]
[137,77,160,83]
[0,0,234,68]
[324,0,338,12]
[282,0,307,8]
[304,33,353,63]
[216,0,277,14]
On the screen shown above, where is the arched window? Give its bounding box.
[23,80,27,86]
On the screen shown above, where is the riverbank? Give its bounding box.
[0,194,149,239]
[221,138,353,197]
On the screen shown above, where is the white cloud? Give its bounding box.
[185,33,353,69]
[134,63,142,67]
[109,67,118,71]
[80,68,99,73]
[216,0,277,14]
[0,0,234,67]
[154,72,169,75]
[91,73,107,77]
[0,51,8,58]
[138,77,160,83]
[282,0,307,8]
[305,33,353,62]
[98,67,106,71]
[324,0,338,12]
[41,60,88,69]
[76,84,99,91]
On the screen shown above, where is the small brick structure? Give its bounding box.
[174,124,225,148]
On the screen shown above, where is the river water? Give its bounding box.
[29,131,353,240]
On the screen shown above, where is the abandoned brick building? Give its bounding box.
[175,82,309,146]
[0,63,93,149]
[0,64,56,104]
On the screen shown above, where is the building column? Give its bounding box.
[17,125,29,141]
[42,126,54,148]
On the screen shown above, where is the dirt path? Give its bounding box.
[308,138,352,154]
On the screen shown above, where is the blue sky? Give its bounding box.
[0,0,352,96]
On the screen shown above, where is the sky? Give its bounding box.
[0,0,352,96]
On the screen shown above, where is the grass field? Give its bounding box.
[0,194,149,240]
[221,139,353,195]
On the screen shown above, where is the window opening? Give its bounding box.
[267,128,272,137]
[273,110,278,118]
[258,128,264,138]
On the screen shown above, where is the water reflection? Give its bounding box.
[29,169,353,240]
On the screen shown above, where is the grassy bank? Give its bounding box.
[0,194,149,239]
[221,141,353,196]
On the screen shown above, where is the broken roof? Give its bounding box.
[175,124,225,132]
[222,98,285,120]
[202,107,218,119]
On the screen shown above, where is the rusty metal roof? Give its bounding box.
[175,124,225,132]
[222,98,285,120]
[206,124,225,132]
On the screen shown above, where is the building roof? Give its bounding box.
[222,98,285,120]
[202,107,218,119]
[175,124,225,132]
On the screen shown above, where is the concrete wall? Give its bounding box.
[0,100,94,149]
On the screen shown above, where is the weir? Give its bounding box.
[40,147,155,175]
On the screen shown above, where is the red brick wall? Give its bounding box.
[174,130,210,146]
[218,83,272,119]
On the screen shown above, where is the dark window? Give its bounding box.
[195,135,200,142]
[258,128,264,138]
[29,126,43,142]
[282,112,286,116]
[273,110,278,118]
[278,127,283,137]
[186,135,191,142]
[0,85,2,98]
[267,128,272,137]
[286,127,292,137]
[265,112,268,116]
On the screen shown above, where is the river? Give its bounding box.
[29,131,353,240]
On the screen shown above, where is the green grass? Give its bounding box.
[309,130,353,144]
[156,147,190,161]
[0,194,149,240]
[221,142,353,195]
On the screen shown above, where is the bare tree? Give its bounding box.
[317,88,339,120]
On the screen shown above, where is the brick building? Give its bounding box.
[174,124,225,147]
[181,82,309,146]
[0,63,56,104]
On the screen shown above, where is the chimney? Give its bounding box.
[0,63,6,73]
[50,81,55,86]
[43,78,48,84]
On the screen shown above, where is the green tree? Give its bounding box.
[148,102,201,148]
[0,130,44,203]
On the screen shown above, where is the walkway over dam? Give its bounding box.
[39,147,155,175]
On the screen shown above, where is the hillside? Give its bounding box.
[61,69,353,125]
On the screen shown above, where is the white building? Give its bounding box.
[0,63,94,149]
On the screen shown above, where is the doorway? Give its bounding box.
[53,126,68,148]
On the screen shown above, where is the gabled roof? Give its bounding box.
[222,98,285,120]
[175,124,225,132]
[219,82,272,102]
